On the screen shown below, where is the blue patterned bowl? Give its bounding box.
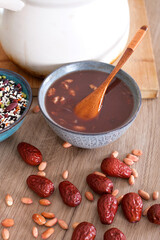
[0,69,32,142]
[38,61,141,149]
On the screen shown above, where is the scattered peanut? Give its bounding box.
[117,195,124,205]
[38,162,47,171]
[58,219,68,230]
[93,171,106,177]
[32,105,40,113]
[111,151,119,158]
[62,142,72,148]
[21,197,33,205]
[142,206,150,216]
[127,154,139,162]
[128,175,135,185]
[153,191,159,200]
[39,199,51,206]
[32,226,38,238]
[132,149,143,156]
[32,214,46,226]
[85,191,94,201]
[41,228,54,239]
[37,171,46,177]
[1,219,14,227]
[62,170,69,180]
[5,194,13,207]
[112,189,119,197]
[41,212,55,219]
[123,158,134,166]
[72,222,80,229]
[45,218,58,227]
[1,228,9,240]
[138,190,150,200]
[131,168,138,178]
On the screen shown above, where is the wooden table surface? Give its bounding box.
[0,0,160,239]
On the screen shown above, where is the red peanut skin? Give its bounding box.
[59,181,82,207]
[27,175,54,198]
[71,222,96,240]
[86,173,113,194]
[147,204,160,224]
[101,157,132,178]
[104,228,126,240]
[17,142,42,166]
[97,194,118,224]
[121,192,143,223]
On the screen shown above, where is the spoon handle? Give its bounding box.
[104,25,148,87]
[128,25,148,51]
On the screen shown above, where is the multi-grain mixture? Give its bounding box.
[0,74,28,130]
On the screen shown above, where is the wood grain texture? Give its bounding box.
[0,0,160,239]
[0,0,159,98]
[121,0,159,98]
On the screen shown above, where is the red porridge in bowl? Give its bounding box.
[45,70,134,133]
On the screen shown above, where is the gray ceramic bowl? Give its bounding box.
[38,61,141,149]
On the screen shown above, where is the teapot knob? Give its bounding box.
[0,0,25,11]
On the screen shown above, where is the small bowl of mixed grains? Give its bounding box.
[0,69,32,142]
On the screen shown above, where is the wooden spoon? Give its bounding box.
[74,25,148,120]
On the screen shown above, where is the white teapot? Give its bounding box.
[0,0,130,77]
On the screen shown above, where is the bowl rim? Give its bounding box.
[38,60,141,136]
[0,68,33,133]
